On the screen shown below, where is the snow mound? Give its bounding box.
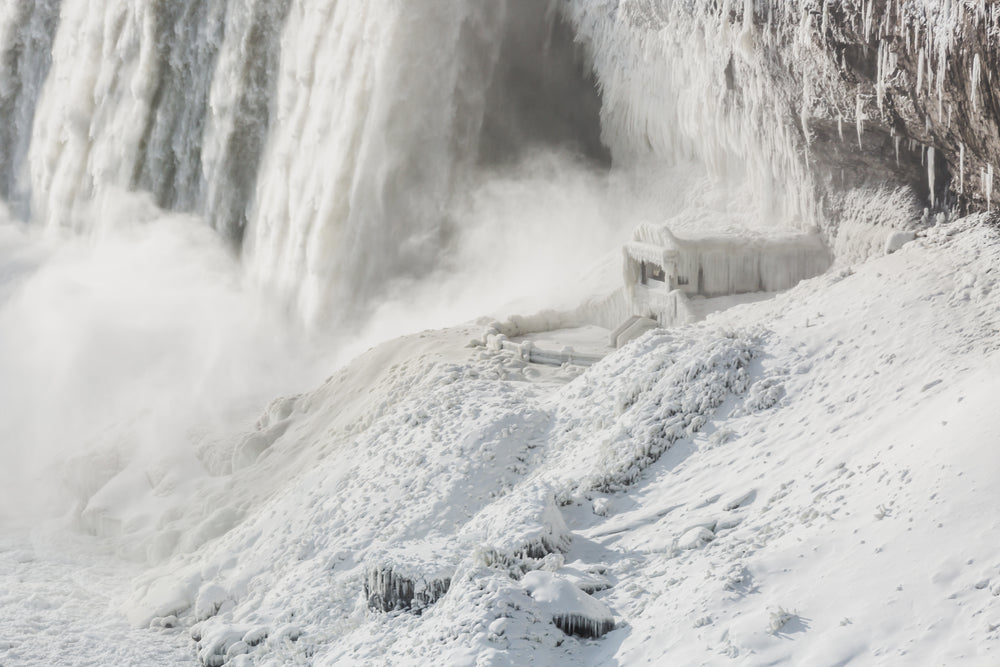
[546,327,757,492]
[464,486,572,560]
[521,571,615,639]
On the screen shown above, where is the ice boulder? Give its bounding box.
[521,570,615,638]
[463,486,572,559]
[363,541,455,613]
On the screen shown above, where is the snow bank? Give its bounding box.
[546,327,757,492]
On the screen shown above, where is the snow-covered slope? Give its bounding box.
[26,216,977,666]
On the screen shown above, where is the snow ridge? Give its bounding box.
[547,327,757,492]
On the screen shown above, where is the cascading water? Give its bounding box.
[244,0,615,327]
[0,0,60,218]
[24,0,287,237]
[11,0,613,328]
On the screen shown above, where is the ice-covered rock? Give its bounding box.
[521,571,615,639]
[193,583,228,622]
[464,486,572,559]
[676,526,715,551]
[363,541,456,614]
[196,625,248,667]
[885,230,918,255]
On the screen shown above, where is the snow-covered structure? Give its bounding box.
[622,223,830,326]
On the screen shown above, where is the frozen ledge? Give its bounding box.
[362,542,456,614]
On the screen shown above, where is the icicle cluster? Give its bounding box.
[363,564,452,614]
[563,0,1000,223]
[551,612,616,639]
[521,570,616,639]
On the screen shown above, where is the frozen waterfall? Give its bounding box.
[4,0,611,329]
[6,0,999,328]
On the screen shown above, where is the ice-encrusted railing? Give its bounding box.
[483,332,606,368]
[477,315,610,367]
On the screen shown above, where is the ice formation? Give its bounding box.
[363,562,452,614]
[521,571,615,639]
[4,1,1000,666]
[622,222,830,325]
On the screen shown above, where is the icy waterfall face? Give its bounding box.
[243,0,608,326]
[3,0,1000,327]
[19,0,287,237]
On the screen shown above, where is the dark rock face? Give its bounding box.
[815,1,1000,212]
[733,1,1000,212]
[477,0,610,168]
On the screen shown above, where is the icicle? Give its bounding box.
[855,94,864,149]
[895,135,901,167]
[988,164,994,213]
[801,72,811,142]
[736,0,754,58]
[864,0,875,42]
[971,52,981,112]
[928,146,935,208]
[917,47,924,92]
[876,42,886,111]
[960,142,965,194]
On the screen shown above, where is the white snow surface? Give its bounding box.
[6,216,1000,664]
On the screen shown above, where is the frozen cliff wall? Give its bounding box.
[565,0,1000,221]
[814,0,1000,213]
